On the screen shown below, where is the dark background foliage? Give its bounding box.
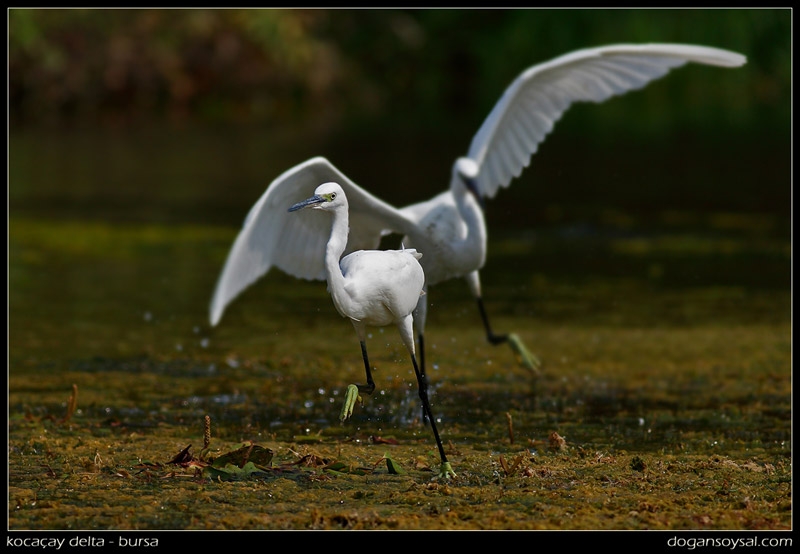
[8,8,791,225]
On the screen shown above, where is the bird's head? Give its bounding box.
[288,182,347,212]
[454,157,485,210]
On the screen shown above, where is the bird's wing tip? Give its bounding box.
[209,301,224,327]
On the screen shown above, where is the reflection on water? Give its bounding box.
[8,122,791,228]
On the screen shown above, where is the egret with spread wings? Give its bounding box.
[210,43,746,378]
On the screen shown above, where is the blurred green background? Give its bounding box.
[8,8,791,231]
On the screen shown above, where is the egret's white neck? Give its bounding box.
[324,206,351,313]
[450,173,487,250]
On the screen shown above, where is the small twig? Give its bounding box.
[506,412,514,445]
[41,463,57,479]
[61,384,78,424]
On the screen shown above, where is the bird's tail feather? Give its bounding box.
[398,242,423,259]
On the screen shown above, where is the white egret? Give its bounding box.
[209,43,746,377]
[287,182,455,480]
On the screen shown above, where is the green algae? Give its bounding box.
[8,216,791,530]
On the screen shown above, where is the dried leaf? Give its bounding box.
[291,453,330,468]
[134,461,163,470]
[500,454,526,477]
[498,455,510,475]
[167,444,194,465]
[413,457,431,471]
[548,431,567,451]
[212,443,273,469]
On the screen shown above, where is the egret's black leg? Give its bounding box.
[476,297,508,345]
[357,340,376,396]
[476,297,541,374]
[418,333,427,376]
[410,353,454,479]
[417,333,430,425]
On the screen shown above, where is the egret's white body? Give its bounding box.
[304,183,424,349]
[210,43,746,376]
[286,182,455,479]
[333,249,425,326]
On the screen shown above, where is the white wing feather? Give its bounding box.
[468,43,747,198]
[209,156,417,326]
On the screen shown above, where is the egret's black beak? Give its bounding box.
[463,176,486,210]
[288,195,325,212]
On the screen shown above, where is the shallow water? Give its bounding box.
[7,124,792,530]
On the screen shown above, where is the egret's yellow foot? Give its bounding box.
[508,333,541,375]
[436,462,456,480]
[340,384,361,422]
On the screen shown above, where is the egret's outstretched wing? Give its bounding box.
[467,43,747,198]
[209,157,416,326]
